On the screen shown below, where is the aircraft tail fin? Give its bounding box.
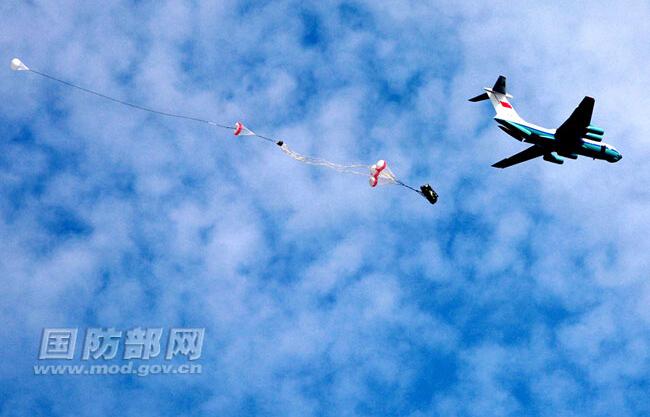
[469,75,523,122]
[492,75,507,94]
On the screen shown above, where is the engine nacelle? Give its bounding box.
[587,125,605,135]
[543,152,564,165]
[584,132,604,142]
[558,152,578,160]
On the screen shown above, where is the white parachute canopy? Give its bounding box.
[10,58,29,71]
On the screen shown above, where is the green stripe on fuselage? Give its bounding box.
[582,142,602,152]
[497,119,555,143]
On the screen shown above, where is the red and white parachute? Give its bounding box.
[368,159,397,187]
[11,58,437,205]
[233,121,256,137]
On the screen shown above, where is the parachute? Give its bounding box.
[368,160,396,187]
[10,57,437,205]
[11,58,29,71]
[233,121,256,137]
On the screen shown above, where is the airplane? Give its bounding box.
[469,76,622,168]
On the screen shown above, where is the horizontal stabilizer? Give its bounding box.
[468,92,489,102]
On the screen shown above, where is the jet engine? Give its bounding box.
[558,152,578,159]
[543,152,564,165]
[587,125,605,135]
[585,125,605,142]
[585,132,604,142]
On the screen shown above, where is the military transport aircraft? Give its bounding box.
[469,76,622,168]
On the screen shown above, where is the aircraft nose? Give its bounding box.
[611,150,622,162]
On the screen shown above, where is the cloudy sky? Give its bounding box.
[1,1,650,416]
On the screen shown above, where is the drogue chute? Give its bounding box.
[10,58,29,71]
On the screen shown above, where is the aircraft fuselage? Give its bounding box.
[495,118,622,164]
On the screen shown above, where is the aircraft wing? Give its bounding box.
[555,96,594,144]
[492,145,545,168]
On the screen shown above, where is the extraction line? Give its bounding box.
[28,68,234,130]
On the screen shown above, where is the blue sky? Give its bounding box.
[1,1,650,416]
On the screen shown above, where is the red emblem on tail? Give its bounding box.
[500,101,512,109]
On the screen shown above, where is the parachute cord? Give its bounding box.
[396,180,422,195]
[251,133,278,144]
[27,68,234,130]
[27,67,293,149]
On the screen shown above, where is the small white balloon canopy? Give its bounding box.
[10,58,29,71]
